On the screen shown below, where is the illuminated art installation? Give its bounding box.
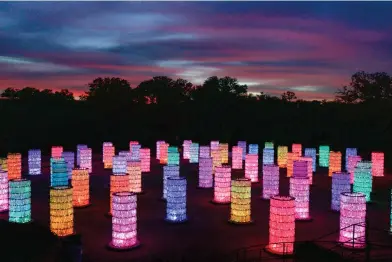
[348,155,362,184]
[183,140,192,160]
[353,161,372,202]
[102,142,113,162]
[131,144,141,161]
[219,143,229,164]
[199,146,210,159]
[339,192,366,249]
[210,141,220,152]
[329,151,342,177]
[113,156,127,174]
[103,142,115,168]
[168,146,180,166]
[0,158,7,171]
[266,196,295,255]
[198,157,213,188]
[293,159,312,186]
[109,174,130,215]
[211,148,222,173]
[156,140,165,160]
[286,152,299,178]
[189,143,199,164]
[263,148,274,165]
[140,148,151,172]
[9,178,31,223]
[80,148,92,173]
[109,192,139,250]
[52,146,63,158]
[119,151,132,162]
[232,146,243,169]
[50,157,61,176]
[51,158,69,187]
[331,172,351,211]
[248,144,259,155]
[277,146,288,168]
[300,157,313,185]
[262,164,280,199]
[71,168,90,207]
[129,141,139,156]
[245,154,259,183]
[345,148,357,171]
[62,151,75,179]
[76,144,88,167]
[28,149,41,175]
[229,178,252,224]
[289,176,311,220]
[50,186,73,237]
[166,177,187,223]
[0,171,8,212]
[7,153,22,180]
[163,165,180,199]
[371,152,384,177]
[265,142,274,149]
[159,143,169,164]
[304,148,316,172]
[213,165,231,204]
[292,143,302,157]
[319,145,330,167]
[238,141,247,160]
[128,161,142,194]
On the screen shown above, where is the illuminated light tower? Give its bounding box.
[182,140,192,160]
[304,148,316,172]
[112,156,127,174]
[163,165,180,200]
[28,149,41,175]
[72,168,90,207]
[189,143,199,164]
[51,158,69,187]
[76,144,88,167]
[263,148,274,165]
[319,145,330,167]
[211,148,222,173]
[199,146,210,159]
[9,178,31,223]
[331,172,351,211]
[348,155,362,184]
[229,178,252,224]
[7,153,22,180]
[293,159,311,186]
[219,143,229,164]
[212,165,231,204]
[210,141,220,152]
[0,171,8,212]
[50,186,74,237]
[140,148,151,172]
[156,140,165,160]
[165,177,187,223]
[127,161,143,194]
[109,174,130,215]
[371,152,384,177]
[62,151,75,179]
[245,154,259,183]
[168,146,180,166]
[265,196,295,255]
[248,144,259,155]
[129,141,139,155]
[339,192,366,249]
[130,144,141,162]
[52,146,63,158]
[108,192,140,250]
[329,151,342,177]
[232,146,243,169]
[292,143,302,157]
[238,141,247,160]
[353,161,372,202]
[159,143,169,164]
[277,146,288,168]
[103,142,115,169]
[198,157,213,189]
[102,142,112,162]
[262,164,279,200]
[265,142,274,149]
[345,148,357,171]
[286,152,299,178]
[289,176,311,221]
[119,151,132,162]
[80,148,92,173]
[0,158,7,171]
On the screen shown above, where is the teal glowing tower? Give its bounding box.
[353,161,372,202]
[319,145,330,167]
[9,179,31,223]
[168,146,180,166]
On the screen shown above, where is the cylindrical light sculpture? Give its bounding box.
[127,161,142,194]
[262,164,279,199]
[159,143,169,164]
[293,159,308,179]
[9,179,31,223]
[289,176,311,220]
[339,192,366,249]
[345,148,357,171]
[119,151,132,162]
[319,145,330,167]
[353,161,372,202]
[232,146,243,169]
[264,141,274,149]
[199,146,210,159]
[198,157,213,188]
[219,143,229,164]
[71,168,90,207]
[52,146,63,158]
[245,154,258,183]
[163,165,180,199]
[331,172,351,211]
[129,141,139,156]
[211,148,222,173]
[7,153,22,180]
[238,141,247,160]
[50,186,73,237]
[102,142,112,162]
[229,178,252,224]
[348,155,362,184]
[304,148,316,172]
[0,158,7,171]
[168,147,180,166]
[182,140,192,160]
[109,174,130,215]
[103,143,115,168]
[212,165,231,204]
[156,140,165,160]
[62,151,75,179]
[299,157,313,185]
[51,158,69,187]
[80,148,92,173]
[76,144,88,167]
[131,144,141,161]
[248,144,259,155]
[28,149,41,175]
[292,143,302,157]
[0,171,8,212]
[277,146,288,168]
[210,141,220,152]
[371,152,384,177]
[113,156,127,174]
[329,151,342,177]
[263,148,274,165]
[189,143,199,164]
[165,177,187,223]
[286,152,299,178]
[140,148,150,172]
[266,196,295,255]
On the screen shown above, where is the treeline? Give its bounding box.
[1,72,392,167]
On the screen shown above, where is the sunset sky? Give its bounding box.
[1,2,391,100]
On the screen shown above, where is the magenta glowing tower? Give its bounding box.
[232,146,243,169]
[199,146,210,159]
[262,164,279,200]
[245,154,258,183]
[0,170,8,212]
[140,148,150,172]
[293,159,311,185]
[289,176,311,221]
[182,140,192,160]
[371,152,384,177]
[212,165,231,204]
[347,155,362,184]
[198,157,213,188]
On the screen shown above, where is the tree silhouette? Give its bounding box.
[281,91,297,101]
